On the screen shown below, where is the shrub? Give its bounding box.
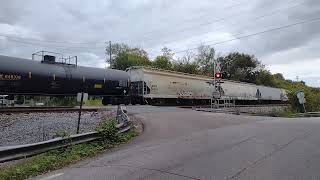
[96,119,119,144]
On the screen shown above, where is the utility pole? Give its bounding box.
[211,58,216,109]
[109,41,113,69]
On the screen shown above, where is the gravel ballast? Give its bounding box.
[0,109,116,146]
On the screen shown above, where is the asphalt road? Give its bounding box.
[36,106,320,180]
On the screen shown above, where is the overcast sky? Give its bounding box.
[0,0,319,87]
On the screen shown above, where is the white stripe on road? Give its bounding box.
[40,173,64,180]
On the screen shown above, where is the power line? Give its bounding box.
[4,38,105,56]
[4,14,318,60]
[149,0,306,49]
[145,0,306,57]
[0,0,250,46]
[172,16,320,54]
[6,39,82,52]
[0,33,105,45]
[4,37,107,52]
[128,0,302,44]
[3,15,319,63]
[0,0,296,47]
[118,0,255,40]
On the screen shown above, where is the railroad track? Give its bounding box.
[178,104,289,109]
[0,107,99,114]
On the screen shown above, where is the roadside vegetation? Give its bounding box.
[251,108,300,118]
[15,96,78,107]
[84,97,103,106]
[18,96,104,107]
[272,76,320,112]
[0,119,139,180]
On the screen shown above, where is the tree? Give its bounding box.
[220,52,263,83]
[105,43,129,68]
[273,73,285,80]
[161,47,174,59]
[127,48,150,66]
[106,43,151,70]
[195,45,215,75]
[172,50,199,74]
[256,70,275,87]
[153,56,172,69]
[113,51,132,70]
[152,47,174,70]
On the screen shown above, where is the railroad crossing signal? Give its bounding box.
[215,72,231,79]
[297,91,306,104]
[222,72,231,79]
[215,72,222,79]
[77,93,88,102]
[296,90,306,113]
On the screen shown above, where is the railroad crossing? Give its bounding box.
[34,106,320,180]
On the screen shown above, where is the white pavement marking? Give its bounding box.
[39,173,64,180]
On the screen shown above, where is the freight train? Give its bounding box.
[0,54,288,105]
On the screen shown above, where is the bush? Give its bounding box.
[54,130,70,138]
[273,77,320,112]
[96,119,119,144]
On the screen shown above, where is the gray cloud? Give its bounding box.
[0,0,319,86]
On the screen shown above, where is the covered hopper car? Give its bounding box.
[127,67,288,105]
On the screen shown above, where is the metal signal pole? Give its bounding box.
[213,60,216,87]
[76,92,84,134]
[211,58,216,109]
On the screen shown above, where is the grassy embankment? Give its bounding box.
[255,76,320,117]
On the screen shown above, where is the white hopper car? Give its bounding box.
[127,67,288,105]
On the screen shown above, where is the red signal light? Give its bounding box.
[215,72,222,79]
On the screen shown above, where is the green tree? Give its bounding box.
[153,56,172,69]
[273,73,285,80]
[152,47,174,69]
[220,52,263,83]
[105,43,129,68]
[255,70,275,87]
[106,43,151,70]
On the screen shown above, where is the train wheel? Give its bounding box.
[5,95,14,100]
[110,97,117,105]
[15,95,25,105]
[102,97,111,106]
[148,99,157,105]
[131,97,142,105]
[124,98,130,105]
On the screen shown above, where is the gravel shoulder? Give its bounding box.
[0,109,116,146]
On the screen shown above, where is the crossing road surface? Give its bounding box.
[36,106,320,180]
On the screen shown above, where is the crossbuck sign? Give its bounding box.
[296,90,306,104]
